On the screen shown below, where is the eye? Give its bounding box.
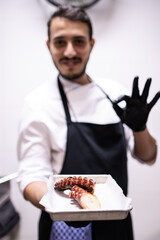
[54,39,66,48]
[74,38,86,46]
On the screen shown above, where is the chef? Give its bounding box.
[17,5,160,240]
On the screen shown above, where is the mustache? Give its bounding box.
[59,57,82,62]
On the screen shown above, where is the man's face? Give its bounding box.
[47,17,95,81]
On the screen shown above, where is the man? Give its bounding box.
[17,5,160,240]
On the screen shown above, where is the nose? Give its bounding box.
[64,42,76,58]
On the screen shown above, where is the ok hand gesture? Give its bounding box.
[112,77,160,131]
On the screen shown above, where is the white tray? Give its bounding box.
[40,174,132,221]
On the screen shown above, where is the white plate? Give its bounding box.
[40,174,132,221]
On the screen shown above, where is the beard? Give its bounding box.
[60,65,86,81]
[54,57,88,81]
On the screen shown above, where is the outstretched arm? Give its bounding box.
[24,181,48,210]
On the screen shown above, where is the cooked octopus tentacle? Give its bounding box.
[54,176,95,194]
[69,185,101,210]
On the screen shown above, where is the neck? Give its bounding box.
[73,74,90,85]
[60,73,90,85]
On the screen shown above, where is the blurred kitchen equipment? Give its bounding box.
[0,173,20,239]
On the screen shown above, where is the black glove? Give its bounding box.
[111,77,160,132]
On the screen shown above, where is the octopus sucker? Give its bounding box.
[54,176,95,194]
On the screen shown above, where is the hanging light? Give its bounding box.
[45,0,100,9]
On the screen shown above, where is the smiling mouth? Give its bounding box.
[60,57,82,68]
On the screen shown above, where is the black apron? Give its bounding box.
[38,77,134,240]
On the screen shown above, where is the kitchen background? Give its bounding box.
[0,0,160,239]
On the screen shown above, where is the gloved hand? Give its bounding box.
[111,77,160,132]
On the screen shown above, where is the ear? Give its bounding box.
[46,40,50,50]
[90,38,95,51]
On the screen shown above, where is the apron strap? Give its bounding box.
[58,76,71,124]
[58,76,115,123]
[95,84,114,105]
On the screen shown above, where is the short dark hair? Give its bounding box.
[47,5,93,41]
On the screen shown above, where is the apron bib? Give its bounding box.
[38,77,134,240]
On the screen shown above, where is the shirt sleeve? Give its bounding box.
[17,103,53,194]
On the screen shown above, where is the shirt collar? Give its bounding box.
[59,74,94,92]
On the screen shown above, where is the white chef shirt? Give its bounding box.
[17,75,134,194]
